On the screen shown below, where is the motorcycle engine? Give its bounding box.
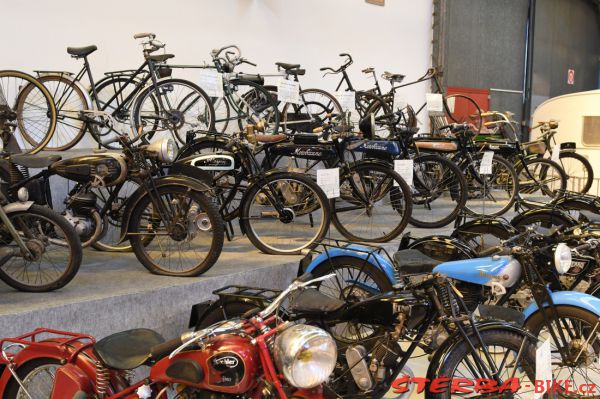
[63,191,102,245]
[63,209,95,238]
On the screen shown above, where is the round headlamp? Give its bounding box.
[554,243,572,274]
[274,324,337,389]
[147,138,176,163]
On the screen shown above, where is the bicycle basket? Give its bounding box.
[157,66,172,79]
[524,141,546,155]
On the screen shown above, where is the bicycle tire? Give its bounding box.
[331,162,412,242]
[230,78,280,134]
[444,93,483,133]
[0,204,82,292]
[280,88,342,133]
[559,151,594,194]
[515,157,567,208]
[3,70,57,154]
[240,172,331,254]
[131,78,216,144]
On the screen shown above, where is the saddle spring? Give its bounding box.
[95,360,110,397]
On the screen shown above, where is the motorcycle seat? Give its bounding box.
[93,328,165,370]
[67,45,98,58]
[289,288,345,314]
[393,249,442,274]
[254,134,287,143]
[11,154,62,169]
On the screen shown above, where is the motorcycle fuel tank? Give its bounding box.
[49,154,127,187]
[150,334,260,394]
[433,255,522,288]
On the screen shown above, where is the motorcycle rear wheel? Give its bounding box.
[4,358,60,399]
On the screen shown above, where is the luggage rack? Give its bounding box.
[212,285,282,303]
[0,328,94,362]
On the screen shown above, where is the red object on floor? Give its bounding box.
[447,86,489,114]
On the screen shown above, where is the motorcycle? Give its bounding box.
[0,121,224,277]
[191,243,539,398]
[0,274,340,399]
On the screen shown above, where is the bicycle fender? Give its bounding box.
[510,207,578,228]
[2,201,34,214]
[304,245,397,286]
[523,291,600,320]
[453,218,517,239]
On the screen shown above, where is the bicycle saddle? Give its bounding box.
[11,154,62,169]
[254,134,287,143]
[67,45,98,57]
[382,71,405,83]
[276,62,305,75]
[147,54,175,62]
[393,249,442,274]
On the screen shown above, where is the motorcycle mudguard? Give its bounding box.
[0,347,65,397]
[304,245,397,286]
[405,234,477,261]
[50,364,92,399]
[118,176,213,244]
[555,194,600,215]
[175,135,230,161]
[510,207,578,229]
[2,201,34,213]
[425,320,538,399]
[452,218,517,240]
[523,291,600,320]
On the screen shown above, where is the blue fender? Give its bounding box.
[523,291,600,320]
[304,245,397,285]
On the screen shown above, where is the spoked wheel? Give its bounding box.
[93,75,155,149]
[280,88,342,133]
[2,70,57,154]
[332,162,412,242]
[128,185,224,277]
[310,256,392,344]
[443,93,483,134]
[91,180,140,252]
[430,330,537,399]
[464,154,518,217]
[409,154,468,228]
[4,358,60,399]
[558,151,594,194]
[241,172,330,254]
[0,205,82,292]
[132,79,216,144]
[231,79,280,134]
[525,306,600,399]
[32,75,87,151]
[211,96,231,133]
[516,157,567,207]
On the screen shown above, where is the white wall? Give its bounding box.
[2,0,433,144]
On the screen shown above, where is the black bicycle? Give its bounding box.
[24,33,215,150]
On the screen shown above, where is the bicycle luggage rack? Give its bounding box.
[212,285,282,305]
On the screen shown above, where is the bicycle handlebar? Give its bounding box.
[134,32,155,39]
[320,53,353,75]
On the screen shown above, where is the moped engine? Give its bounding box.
[345,335,403,392]
[63,192,104,247]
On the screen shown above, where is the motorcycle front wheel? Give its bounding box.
[128,185,224,277]
[0,204,82,292]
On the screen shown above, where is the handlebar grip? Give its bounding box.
[246,60,257,67]
[134,32,154,39]
[295,272,314,284]
[575,243,592,252]
[339,53,351,58]
[150,336,184,360]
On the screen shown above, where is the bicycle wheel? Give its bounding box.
[409,154,468,228]
[1,70,57,153]
[516,157,567,207]
[240,172,330,254]
[558,151,594,194]
[430,330,536,399]
[332,162,412,242]
[525,305,600,399]
[91,180,140,252]
[31,75,87,150]
[94,75,155,149]
[464,154,518,217]
[444,93,483,133]
[356,91,392,138]
[230,79,280,134]
[128,185,224,277]
[131,78,216,144]
[280,88,342,133]
[0,204,82,292]
[3,358,61,399]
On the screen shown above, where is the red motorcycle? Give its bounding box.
[0,274,337,399]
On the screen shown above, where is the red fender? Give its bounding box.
[50,364,93,399]
[291,386,327,398]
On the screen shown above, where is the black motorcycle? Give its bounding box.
[0,131,224,277]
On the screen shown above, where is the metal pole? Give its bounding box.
[522,0,536,140]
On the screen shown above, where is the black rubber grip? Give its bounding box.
[150,336,184,360]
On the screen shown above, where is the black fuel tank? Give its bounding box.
[269,143,337,161]
[49,154,127,186]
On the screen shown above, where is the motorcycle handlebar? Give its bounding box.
[150,335,184,360]
[134,32,155,39]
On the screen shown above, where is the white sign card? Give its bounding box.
[317,168,340,199]
[277,79,301,105]
[198,69,224,98]
[551,147,561,163]
[479,151,494,175]
[335,91,355,112]
[534,340,552,399]
[426,93,444,113]
[394,159,414,186]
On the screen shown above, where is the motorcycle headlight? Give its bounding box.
[554,243,572,274]
[274,324,337,389]
[147,138,176,163]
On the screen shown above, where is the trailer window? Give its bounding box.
[582,116,600,146]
